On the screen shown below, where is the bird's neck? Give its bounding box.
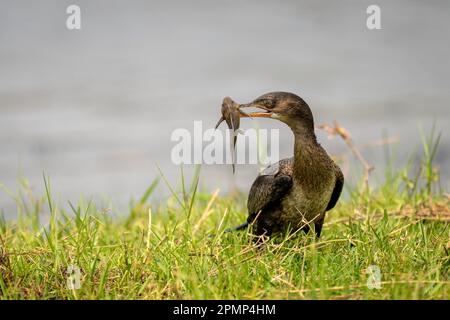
[292,131,323,179]
[291,125,336,198]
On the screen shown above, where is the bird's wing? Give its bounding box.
[247,158,293,220]
[326,167,344,211]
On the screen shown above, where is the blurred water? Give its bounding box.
[1,0,449,218]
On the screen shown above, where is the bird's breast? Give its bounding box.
[280,173,335,227]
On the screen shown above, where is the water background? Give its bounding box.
[1,0,449,219]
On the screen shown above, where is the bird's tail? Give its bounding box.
[224,222,249,233]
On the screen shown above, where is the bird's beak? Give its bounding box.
[241,112,273,118]
[239,103,275,119]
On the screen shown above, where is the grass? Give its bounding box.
[0,129,449,300]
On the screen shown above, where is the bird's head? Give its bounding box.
[240,92,315,134]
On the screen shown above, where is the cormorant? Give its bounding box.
[229,92,344,238]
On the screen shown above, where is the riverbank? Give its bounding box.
[1,134,448,299]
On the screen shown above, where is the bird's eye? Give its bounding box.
[262,99,276,109]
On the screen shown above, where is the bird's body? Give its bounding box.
[223,91,344,238]
[247,138,343,237]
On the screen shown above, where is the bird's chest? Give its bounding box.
[280,173,335,224]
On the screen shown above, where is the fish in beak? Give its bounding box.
[214,97,276,173]
[214,97,250,173]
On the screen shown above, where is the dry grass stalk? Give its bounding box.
[317,121,374,190]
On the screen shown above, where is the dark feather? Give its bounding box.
[326,167,344,211]
[247,158,294,224]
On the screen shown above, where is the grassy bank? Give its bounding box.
[0,130,449,299]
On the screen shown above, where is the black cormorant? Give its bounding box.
[228,92,344,238]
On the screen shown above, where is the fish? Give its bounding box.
[214,97,249,173]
